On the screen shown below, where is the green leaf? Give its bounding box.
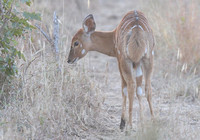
[0,57,4,62]
[12,39,18,46]
[17,51,22,59]
[21,53,26,61]
[23,12,41,21]
[20,0,32,6]
[0,0,39,77]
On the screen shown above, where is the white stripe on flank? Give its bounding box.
[131,25,138,29]
[138,25,144,31]
[121,18,135,30]
[121,19,137,34]
[139,19,150,32]
[121,17,150,34]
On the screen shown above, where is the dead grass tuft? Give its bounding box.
[175,0,200,65]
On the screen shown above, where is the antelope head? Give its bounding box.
[67,14,96,64]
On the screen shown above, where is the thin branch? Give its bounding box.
[35,12,61,72]
[45,24,51,39]
[53,11,61,72]
[53,11,59,57]
[35,24,53,46]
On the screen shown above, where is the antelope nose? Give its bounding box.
[67,59,70,63]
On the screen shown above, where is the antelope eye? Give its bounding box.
[74,41,79,46]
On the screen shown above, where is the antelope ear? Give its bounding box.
[82,14,96,34]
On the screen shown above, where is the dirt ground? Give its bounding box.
[1,0,200,139]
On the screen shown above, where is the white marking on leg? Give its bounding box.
[80,44,82,48]
[137,86,143,96]
[145,48,147,54]
[152,50,154,55]
[123,87,128,96]
[118,50,120,55]
[81,49,86,55]
[136,65,142,77]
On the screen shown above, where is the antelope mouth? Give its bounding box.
[68,57,79,64]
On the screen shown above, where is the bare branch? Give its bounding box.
[35,12,60,72]
[35,24,53,46]
[53,11,59,56]
[45,24,51,39]
[53,11,60,71]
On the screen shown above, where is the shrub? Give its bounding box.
[0,0,40,77]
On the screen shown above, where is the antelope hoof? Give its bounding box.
[120,118,126,131]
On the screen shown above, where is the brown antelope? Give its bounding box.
[67,10,155,130]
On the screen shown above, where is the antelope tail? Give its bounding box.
[126,29,147,63]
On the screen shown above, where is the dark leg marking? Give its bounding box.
[120,118,126,131]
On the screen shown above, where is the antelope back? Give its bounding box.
[115,10,154,63]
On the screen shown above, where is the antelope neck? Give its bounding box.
[89,31,116,57]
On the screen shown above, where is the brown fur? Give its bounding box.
[68,10,155,130]
[125,29,146,63]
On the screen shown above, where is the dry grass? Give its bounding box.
[0,0,200,139]
[0,1,117,139]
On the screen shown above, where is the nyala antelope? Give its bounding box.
[67,10,155,130]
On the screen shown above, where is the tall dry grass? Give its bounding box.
[145,0,200,74]
[0,0,200,139]
[142,0,200,97]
